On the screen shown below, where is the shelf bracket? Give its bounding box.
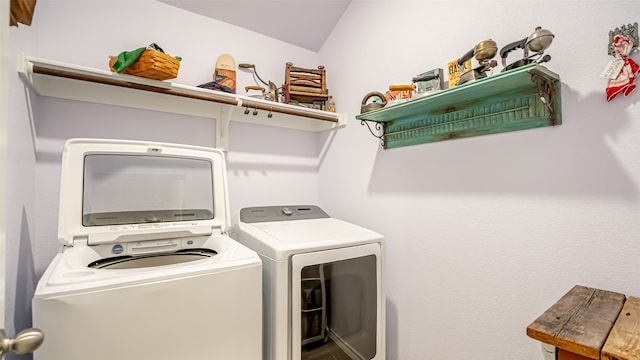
[531,71,558,125]
[216,103,235,151]
[360,119,386,148]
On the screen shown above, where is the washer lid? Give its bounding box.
[58,139,231,247]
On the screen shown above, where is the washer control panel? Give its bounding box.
[240,205,329,223]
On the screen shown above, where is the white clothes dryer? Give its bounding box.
[234,205,385,360]
[33,139,262,360]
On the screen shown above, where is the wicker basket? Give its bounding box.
[109,49,180,80]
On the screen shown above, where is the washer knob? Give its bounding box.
[282,207,293,216]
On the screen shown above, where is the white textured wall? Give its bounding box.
[16,1,640,360]
[318,1,640,359]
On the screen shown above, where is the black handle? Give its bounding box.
[499,37,527,59]
[412,74,439,83]
[457,48,475,65]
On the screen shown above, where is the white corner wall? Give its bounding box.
[318,1,640,359]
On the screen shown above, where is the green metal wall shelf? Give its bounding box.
[356,63,561,149]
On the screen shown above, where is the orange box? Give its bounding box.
[385,90,412,102]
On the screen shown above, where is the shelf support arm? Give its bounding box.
[216,102,235,151]
[531,71,558,125]
[360,119,386,148]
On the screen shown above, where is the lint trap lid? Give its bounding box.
[58,138,230,247]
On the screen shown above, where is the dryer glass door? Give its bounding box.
[291,243,382,360]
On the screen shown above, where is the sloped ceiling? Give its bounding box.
[157,0,352,52]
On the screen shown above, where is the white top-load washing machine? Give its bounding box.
[33,138,262,360]
[234,205,385,360]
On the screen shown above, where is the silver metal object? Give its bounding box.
[457,39,499,85]
[500,26,554,71]
[238,63,269,87]
[608,22,639,55]
[360,91,387,114]
[526,27,555,54]
[0,328,44,360]
[238,63,280,101]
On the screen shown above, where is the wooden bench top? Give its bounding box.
[527,285,626,359]
[601,296,640,360]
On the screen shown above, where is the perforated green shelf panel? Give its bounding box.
[356,64,561,149]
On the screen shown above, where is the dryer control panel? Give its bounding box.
[240,205,329,223]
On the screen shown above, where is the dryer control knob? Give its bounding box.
[282,207,293,216]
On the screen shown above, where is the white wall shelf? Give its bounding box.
[17,54,346,150]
